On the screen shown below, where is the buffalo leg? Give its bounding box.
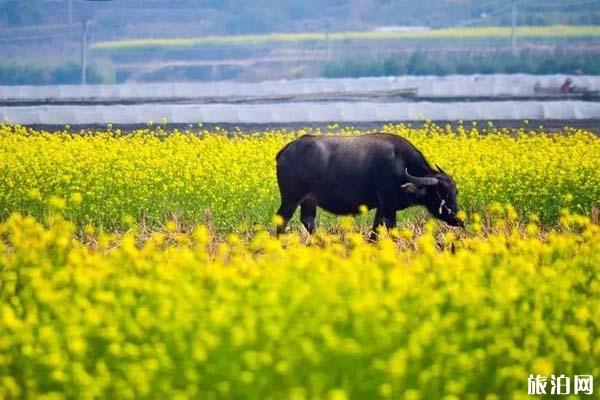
[300,201,317,234]
[384,208,397,229]
[368,208,384,242]
[275,199,299,236]
[368,207,396,242]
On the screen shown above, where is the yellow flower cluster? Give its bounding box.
[0,124,597,230]
[0,211,598,399]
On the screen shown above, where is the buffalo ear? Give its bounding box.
[400,182,423,195]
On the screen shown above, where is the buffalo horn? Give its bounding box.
[405,168,439,186]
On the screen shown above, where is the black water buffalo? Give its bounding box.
[275,133,463,239]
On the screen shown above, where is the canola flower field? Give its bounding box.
[0,123,599,399]
[1,123,599,229]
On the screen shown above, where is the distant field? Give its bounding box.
[91,25,600,51]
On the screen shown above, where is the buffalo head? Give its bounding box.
[403,165,463,227]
